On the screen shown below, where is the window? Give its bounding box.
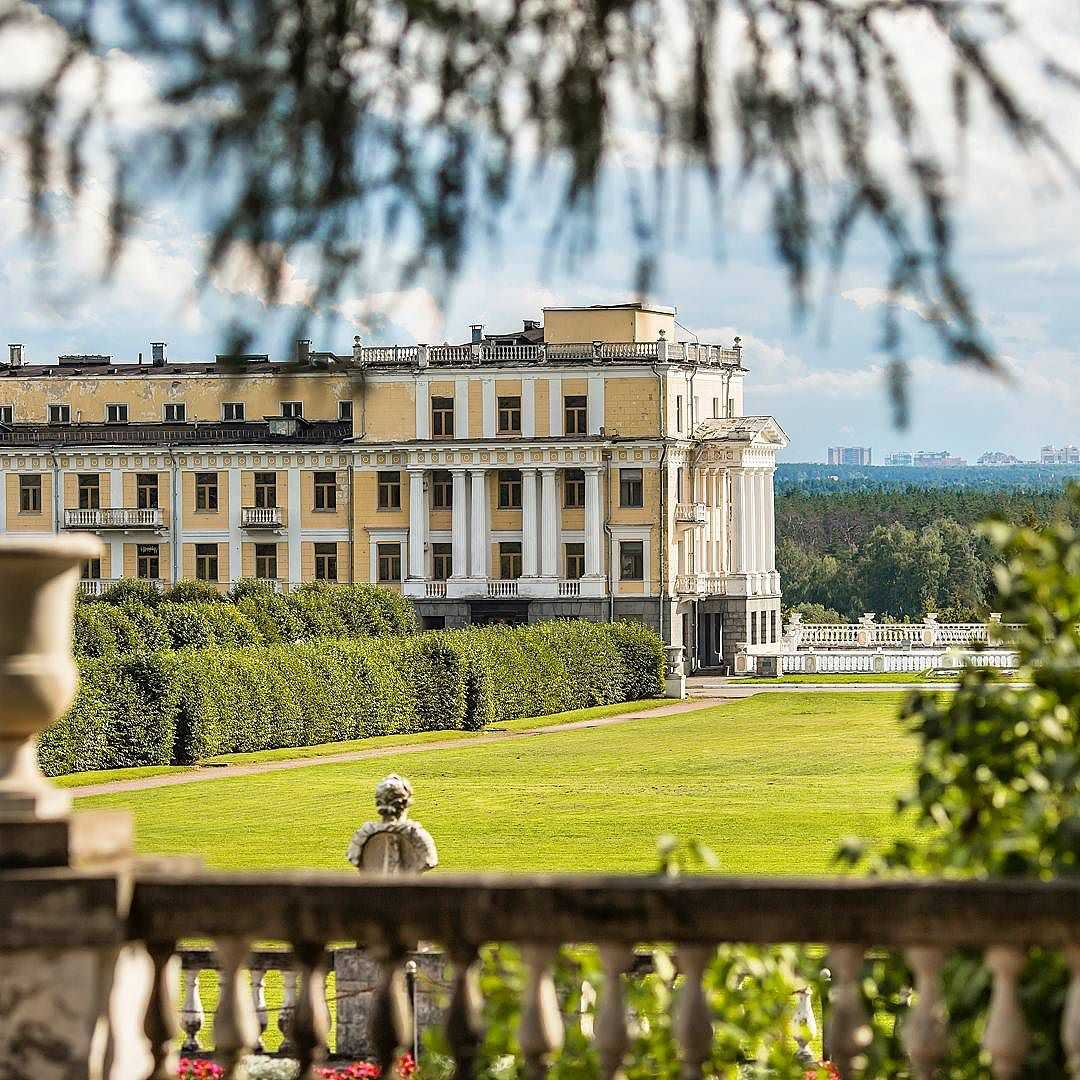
[18,474,41,513]
[564,395,588,435]
[377,542,401,582]
[497,395,521,434]
[431,397,455,438]
[497,470,522,509]
[676,467,685,502]
[254,472,277,509]
[712,396,720,419]
[81,558,101,581]
[163,403,186,423]
[619,540,644,581]
[565,542,586,580]
[563,469,585,509]
[195,544,218,582]
[675,395,684,433]
[255,543,277,580]
[432,543,453,582]
[338,400,353,422]
[195,472,218,511]
[0,405,12,424]
[313,471,337,511]
[377,471,401,510]
[751,611,758,645]
[727,397,735,419]
[223,402,245,421]
[314,543,338,581]
[137,545,160,580]
[106,403,128,424]
[431,470,453,510]
[499,541,522,579]
[619,467,643,508]
[78,474,100,510]
[49,404,70,424]
[281,401,303,419]
[136,473,159,510]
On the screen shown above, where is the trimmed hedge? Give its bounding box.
[42,619,665,774]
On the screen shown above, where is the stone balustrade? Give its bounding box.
[783,612,1026,652]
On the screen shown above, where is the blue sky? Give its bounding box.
[2,2,1079,463]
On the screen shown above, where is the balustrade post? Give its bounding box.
[827,945,871,1077]
[596,944,634,1080]
[674,945,714,1080]
[519,943,565,1079]
[445,942,484,1079]
[277,969,298,1055]
[250,967,269,1054]
[213,937,260,1077]
[180,966,205,1054]
[983,946,1029,1079]
[1063,945,1080,1077]
[145,940,181,1080]
[290,941,330,1078]
[370,942,413,1076]
[903,946,947,1079]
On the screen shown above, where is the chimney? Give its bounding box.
[151,342,167,366]
[470,324,484,345]
[8,344,24,367]
[523,319,540,332]
[296,338,312,365]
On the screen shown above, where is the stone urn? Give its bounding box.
[0,534,101,821]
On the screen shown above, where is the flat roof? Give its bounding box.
[541,302,677,316]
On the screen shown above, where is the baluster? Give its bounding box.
[371,943,412,1076]
[1063,945,1080,1078]
[277,969,298,1056]
[983,946,1029,1079]
[445,942,484,1079]
[596,943,634,1080]
[674,945,713,1080]
[180,965,205,1054]
[250,967,269,1054]
[827,945,871,1078]
[792,987,817,1066]
[519,944,565,1080]
[144,939,180,1080]
[903,946,947,1079]
[213,937,260,1077]
[290,941,330,1078]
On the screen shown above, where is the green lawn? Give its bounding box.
[77,691,918,874]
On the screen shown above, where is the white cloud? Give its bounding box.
[840,288,934,322]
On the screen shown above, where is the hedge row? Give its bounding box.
[73,581,418,658]
[39,620,666,775]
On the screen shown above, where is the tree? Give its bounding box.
[4,1,1078,406]
[856,522,947,619]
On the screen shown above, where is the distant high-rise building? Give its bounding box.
[1041,444,1080,464]
[827,446,872,466]
[885,450,967,468]
[885,451,914,467]
[977,451,1023,466]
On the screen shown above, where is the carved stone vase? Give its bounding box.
[0,534,102,821]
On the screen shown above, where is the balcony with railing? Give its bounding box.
[675,573,728,596]
[63,507,164,530]
[674,502,708,526]
[240,506,285,529]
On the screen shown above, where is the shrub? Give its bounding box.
[73,603,146,658]
[101,578,165,607]
[164,580,229,603]
[608,619,666,700]
[156,602,261,649]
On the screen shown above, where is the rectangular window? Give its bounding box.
[751,611,759,645]
[49,404,70,424]
[254,472,277,509]
[377,471,401,510]
[281,401,303,419]
[431,470,453,510]
[675,395,684,433]
[727,397,735,419]
[313,471,337,511]
[163,403,186,423]
[223,402,245,421]
[497,470,522,510]
[195,472,218,511]
[564,395,588,435]
[195,543,218,582]
[499,541,522,579]
[770,609,778,644]
[254,543,278,580]
[565,542,586,580]
[137,544,160,581]
[432,543,453,582]
[431,397,455,438]
[619,467,643,508]
[314,542,338,582]
[136,473,159,510]
[0,404,12,424]
[563,469,585,509]
[376,542,402,582]
[338,400,353,422]
[82,557,101,581]
[106,403,128,424]
[19,474,41,513]
[676,467,685,503]
[497,395,521,434]
[620,540,644,581]
[78,474,100,510]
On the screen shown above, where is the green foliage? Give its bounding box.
[786,602,844,624]
[165,579,231,603]
[100,578,165,607]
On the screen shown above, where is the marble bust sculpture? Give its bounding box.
[346,773,438,875]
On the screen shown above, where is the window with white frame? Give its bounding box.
[106,403,128,423]
[222,402,245,421]
[163,403,186,422]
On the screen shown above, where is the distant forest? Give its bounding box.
[774,467,1080,622]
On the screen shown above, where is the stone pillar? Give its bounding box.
[702,470,714,576]
[521,468,539,577]
[450,470,468,578]
[584,467,603,578]
[469,468,489,580]
[764,467,776,573]
[408,468,426,580]
[749,469,763,573]
[734,470,749,573]
[540,467,559,579]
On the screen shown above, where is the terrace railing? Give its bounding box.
[784,614,1026,652]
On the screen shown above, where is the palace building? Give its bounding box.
[0,302,787,671]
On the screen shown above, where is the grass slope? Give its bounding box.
[77,691,918,875]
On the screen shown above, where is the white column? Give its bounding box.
[765,467,776,572]
[469,468,489,579]
[734,469,749,573]
[756,469,768,572]
[747,469,761,573]
[110,466,124,581]
[455,378,469,439]
[584,467,602,577]
[521,468,539,577]
[408,469,426,579]
[540,467,559,578]
[522,379,536,438]
[718,467,729,573]
[288,467,302,584]
[450,469,468,578]
[415,376,430,439]
[481,379,496,438]
[587,376,605,436]
[548,376,563,436]
[228,467,242,584]
[701,471,713,576]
